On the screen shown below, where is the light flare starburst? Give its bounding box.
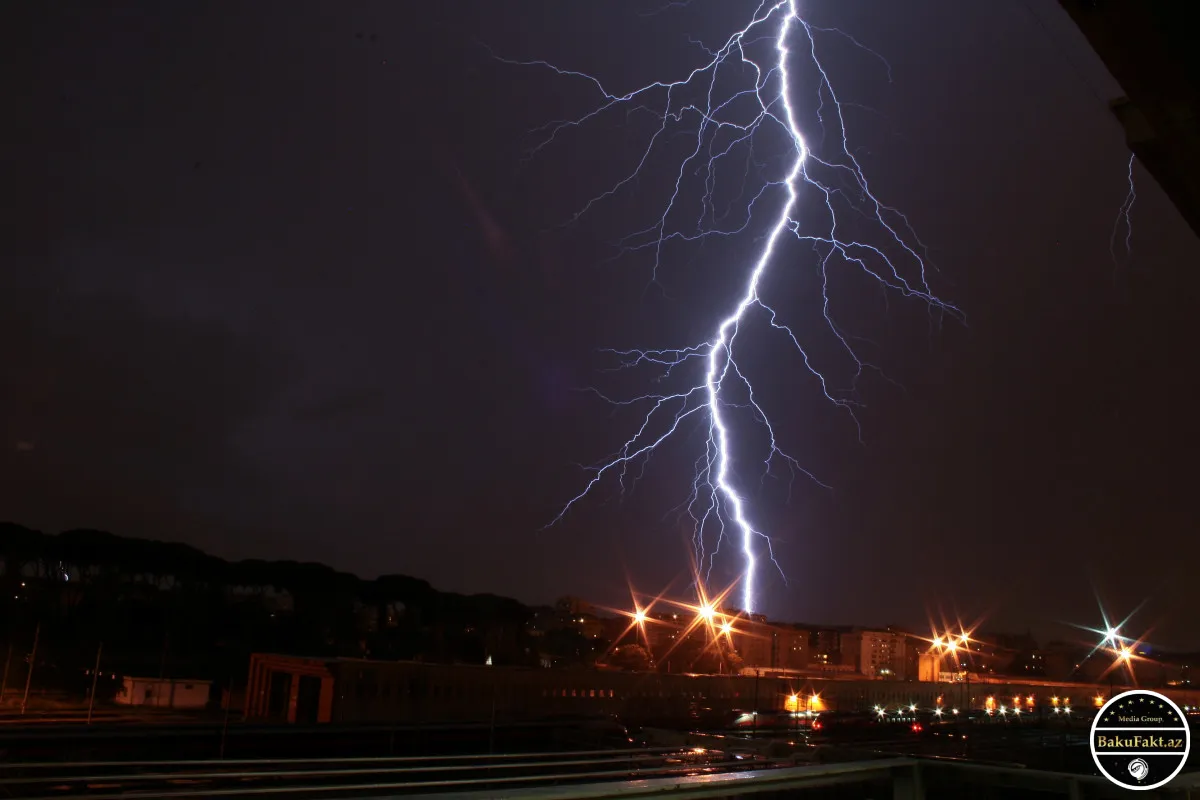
[500,1,960,612]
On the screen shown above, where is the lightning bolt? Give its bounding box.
[499,1,960,613]
[1110,152,1136,269]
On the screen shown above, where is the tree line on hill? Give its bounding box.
[0,523,594,699]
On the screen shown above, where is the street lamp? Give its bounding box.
[1109,645,1133,696]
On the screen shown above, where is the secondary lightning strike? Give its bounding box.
[501,1,960,613]
[1110,153,1136,269]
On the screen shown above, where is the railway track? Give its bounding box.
[0,746,769,799]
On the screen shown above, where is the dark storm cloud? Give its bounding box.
[0,282,293,554]
[7,0,1199,647]
[293,386,388,424]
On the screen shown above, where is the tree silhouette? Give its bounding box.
[0,522,546,692]
[610,643,651,672]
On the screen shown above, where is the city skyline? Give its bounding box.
[5,1,1200,648]
[1,521,1182,663]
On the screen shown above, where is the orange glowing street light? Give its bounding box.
[927,624,973,656]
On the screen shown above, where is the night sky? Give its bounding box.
[7,2,1199,648]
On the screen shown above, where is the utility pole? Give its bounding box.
[20,623,40,715]
[219,674,234,759]
[0,642,12,702]
[87,642,104,724]
[752,670,761,735]
[157,630,170,707]
[488,674,498,755]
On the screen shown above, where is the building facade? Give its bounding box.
[115,676,212,709]
[244,652,1200,726]
[849,629,911,680]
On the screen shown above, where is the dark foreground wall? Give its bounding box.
[1060,0,1200,238]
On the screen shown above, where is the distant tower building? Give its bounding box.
[854,629,911,679]
[555,596,595,617]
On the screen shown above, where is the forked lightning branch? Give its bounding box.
[500,1,960,612]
